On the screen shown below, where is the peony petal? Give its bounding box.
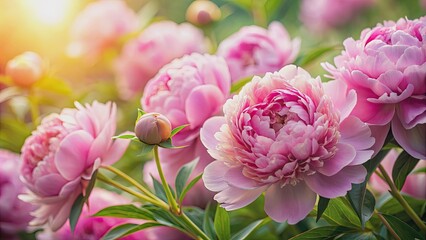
[55,130,94,181]
[34,174,68,197]
[339,116,375,150]
[369,124,390,156]
[224,167,261,189]
[101,132,131,165]
[215,185,267,211]
[397,97,426,129]
[200,116,226,160]
[48,190,81,231]
[392,119,426,159]
[264,182,316,224]
[185,85,225,127]
[317,143,356,176]
[203,161,230,192]
[87,119,114,166]
[323,80,356,120]
[305,165,366,198]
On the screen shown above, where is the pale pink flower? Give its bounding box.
[300,0,375,32]
[20,101,130,231]
[0,150,34,239]
[68,0,138,60]
[217,22,300,82]
[370,149,426,199]
[37,188,148,240]
[115,21,207,100]
[323,17,426,159]
[201,65,375,224]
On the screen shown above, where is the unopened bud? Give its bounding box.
[6,52,43,88]
[135,113,172,145]
[186,0,221,26]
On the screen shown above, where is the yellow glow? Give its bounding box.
[24,0,73,25]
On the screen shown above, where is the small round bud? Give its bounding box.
[6,52,43,88]
[186,0,221,26]
[135,113,172,145]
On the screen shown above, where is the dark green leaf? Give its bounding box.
[289,226,354,240]
[69,194,85,232]
[203,203,216,240]
[347,187,376,228]
[151,176,167,202]
[102,222,164,240]
[158,138,187,149]
[231,218,264,240]
[84,170,97,200]
[94,204,154,220]
[179,173,203,204]
[379,194,426,221]
[392,151,420,190]
[112,134,136,139]
[170,124,189,137]
[138,142,154,156]
[316,197,330,222]
[230,76,252,93]
[312,197,360,228]
[381,214,425,240]
[214,206,231,240]
[296,45,340,67]
[175,158,199,199]
[183,207,204,229]
[337,232,377,240]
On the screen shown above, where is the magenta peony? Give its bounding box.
[68,0,138,60]
[20,101,130,231]
[217,22,300,82]
[115,21,207,100]
[201,65,375,223]
[300,0,375,32]
[323,17,426,159]
[370,149,426,199]
[37,188,147,240]
[0,150,34,239]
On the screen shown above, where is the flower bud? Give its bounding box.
[5,52,43,88]
[135,113,172,145]
[186,0,221,26]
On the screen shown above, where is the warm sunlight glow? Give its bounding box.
[24,0,73,25]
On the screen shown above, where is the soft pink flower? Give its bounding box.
[217,22,300,82]
[323,17,426,159]
[37,188,148,240]
[370,149,426,199]
[141,53,231,147]
[201,65,375,224]
[0,150,34,239]
[300,0,375,32]
[143,137,215,208]
[6,52,43,88]
[68,0,138,60]
[115,21,207,100]
[20,101,130,231]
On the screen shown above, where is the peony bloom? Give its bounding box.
[217,22,300,82]
[20,101,130,231]
[300,0,375,32]
[37,188,148,240]
[68,0,138,60]
[0,150,34,239]
[141,53,231,147]
[323,17,426,159]
[115,21,207,100]
[201,65,375,224]
[370,149,426,199]
[5,52,43,88]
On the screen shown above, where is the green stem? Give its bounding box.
[375,210,400,240]
[153,145,180,214]
[97,172,169,210]
[180,211,210,240]
[28,93,40,127]
[251,0,267,27]
[101,165,160,203]
[378,164,426,232]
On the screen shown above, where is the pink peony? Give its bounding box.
[37,188,147,240]
[0,150,34,239]
[217,22,300,82]
[370,149,426,199]
[141,53,231,147]
[300,0,375,32]
[115,21,207,100]
[323,17,426,159]
[201,65,375,224]
[68,0,138,60]
[20,101,130,231]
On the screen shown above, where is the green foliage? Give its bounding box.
[102,222,164,240]
[313,197,360,228]
[392,151,420,190]
[381,214,425,240]
[175,158,199,200]
[94,204,154,220]
[214,206,231,240]
[316,197,330,222]
[289,226,354,240]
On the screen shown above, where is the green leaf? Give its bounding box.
[392,151,420,190]
[296,45,340,67]
[112,134,136,139]
[69,194,85,232]
[289,226,354,240]
[157,138,187,149]
[102,223,137,240]
[138,142,154,156]
[381,214,425,240]
[179,173,203,204]
[151,176,167,202]
[379,194,426,220]
[347,187,376,228]
[412,167,426,174]
[231,218,264,240]
[84,170,97,199]
[93,204,154,220]
[230,76,252,93]
[34,76,72,95]
[312,197,360,228]
[337,232,377,240]
[170,124,189,137]
[175,158,199,199]
[203,203,216,240]
[316,197,330,222]
[136,108,146,122]
[214,206,231,240]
